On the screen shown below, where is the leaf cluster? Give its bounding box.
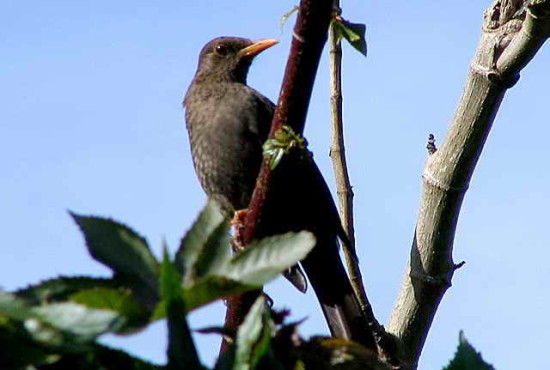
[1,200,496,369]
[0,201,315,369]
[263,125,310,170]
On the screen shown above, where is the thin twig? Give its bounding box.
[328,0,369,340]
[329,5,401,367]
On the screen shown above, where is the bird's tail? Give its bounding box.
[301,239,376,350]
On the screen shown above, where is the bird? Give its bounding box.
[183,36,375,349]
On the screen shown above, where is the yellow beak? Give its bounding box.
[238,38,279,58]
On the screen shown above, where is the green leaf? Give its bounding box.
[33,302,122,339]
[160,248,202,370]
[0,291,122,348]
[70,213,159,300]
[234,297,272,370]
[175,200,227,282]
[164,231,314,316]
[15,276,121,306]
[332,18,367,56]
[152,276,254,320]
[0,290,36,321]
[70,288,151,334]
[270,149,284,170]
[263,126,309,170]
[224,232,315,286]
[444,331,495,370]
[153,231,315,319]
[191,217,231,280]
[183,277,255,312]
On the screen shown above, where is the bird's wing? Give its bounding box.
[245,87,275,143]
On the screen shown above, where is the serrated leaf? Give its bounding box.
[0,291,122,346]
[152,276,254,320]
[0,291,36,321]
[15,276,121,306]
[444,331,495,370]
[192,219,232,280]
[175,200,226,282]
[155,232,315,319]
[160,248,202,370]
[332,18,367,56]
[70,213,159,299]
[160,248,184,304]
[34,302,122,339]
[223,232,315,286]
[70,288,151,334]
[183,277,255,312]
[0,292,77,351]
[234,297,272,370]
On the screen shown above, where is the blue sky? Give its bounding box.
[2,1,549,369]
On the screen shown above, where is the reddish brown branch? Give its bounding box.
[243,0,334,241]
[221,0,334,351]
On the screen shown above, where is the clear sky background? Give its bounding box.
[2,1,549,369]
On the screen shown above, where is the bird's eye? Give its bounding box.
[215,44,228,56]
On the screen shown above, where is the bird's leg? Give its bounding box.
[231,208,248,250]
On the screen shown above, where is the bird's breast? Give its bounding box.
[185,83,266,211]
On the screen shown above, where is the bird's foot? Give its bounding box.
[231,208,248,228]
[231,208,248,248]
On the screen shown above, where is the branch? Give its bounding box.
[221,0,334,350]
[328,4,396,362]
[329,4,361,302]
[243,0,334,241]
[387,1,550,368]
[329,7,403,367]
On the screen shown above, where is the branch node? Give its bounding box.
[422,171,469,193]
[410,270,452,289]
[470,61,520,88]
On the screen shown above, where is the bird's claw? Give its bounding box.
[231,209,248,246]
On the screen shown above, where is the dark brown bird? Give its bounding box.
[184,36,375,348]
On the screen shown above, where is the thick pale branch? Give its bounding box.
[387,1,550,367]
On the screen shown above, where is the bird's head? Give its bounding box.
[193,37,279,83]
